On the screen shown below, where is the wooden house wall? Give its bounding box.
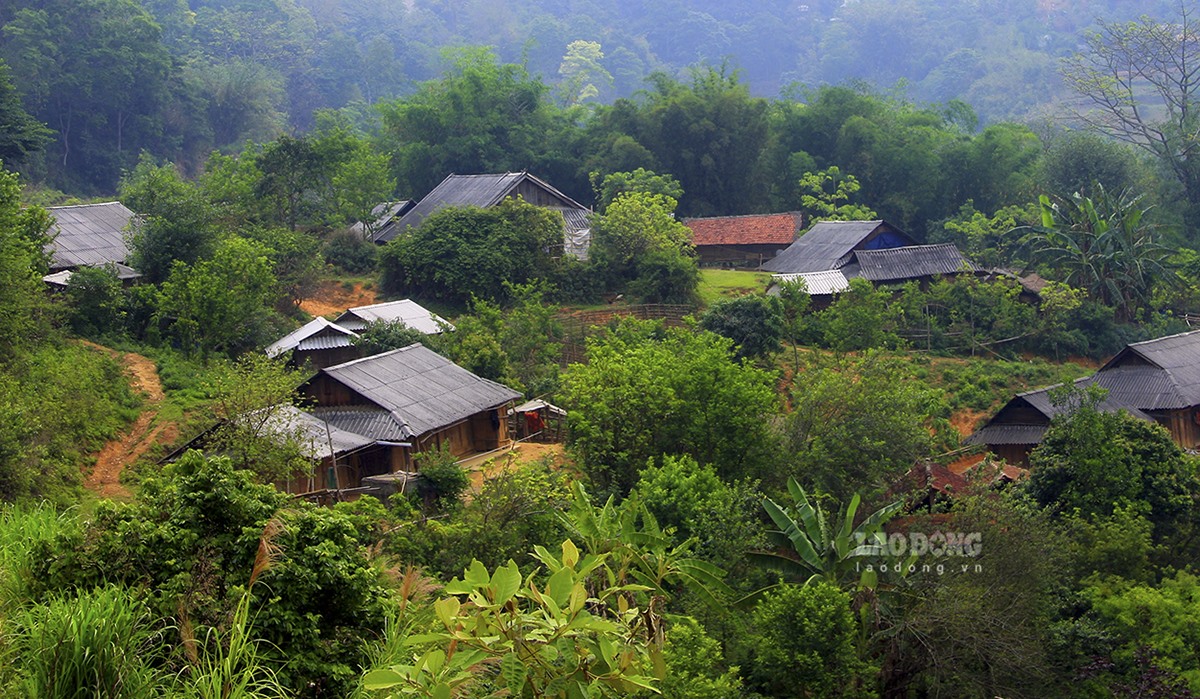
[277,444,400,495]
[993,444,1035,467]
[697,244,786,268]
[293,346,363,372]
[510,181,576,209]
[1155,409,1200,449]
[410,407,511,465]
[300,374,370,408]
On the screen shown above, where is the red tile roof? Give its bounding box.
[684,212,802,247]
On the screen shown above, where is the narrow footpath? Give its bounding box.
[82,345,171,499]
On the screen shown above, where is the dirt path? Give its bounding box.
[299,281,378,318]
[83,346,172,500]
[466,442,569,491]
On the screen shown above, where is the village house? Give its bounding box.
[763,220,976,305]
[761,219,916,275]
[371,172,593,259]
[265,299,449,370]
[967,329,1200,465]
[298,343,522,473]
[175,344,522,496]
[333,298,450,334]
[41,201,141,286]
[682,212,803,268]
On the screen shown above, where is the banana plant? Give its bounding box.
[757,477,906,591]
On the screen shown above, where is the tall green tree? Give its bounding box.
[121,156,219,283]
[591,191,693,283]
[1,0,171,191]
[0,59,50,170]
[379,198,564,306]
[787,352,950,500]
[743,583,876,699]
[587,67,770,216]
[589,168,683,212]
[0,167,52,360]
[157,237,278,358]
[699,294,785,361]
[377,48,576,198]
[561,319,779,494]
[1027,385,1199,541]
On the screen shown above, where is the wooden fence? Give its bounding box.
[558,304,695,365]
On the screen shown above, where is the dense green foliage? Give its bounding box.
[8,5,1200,696]
[1027,386,1200,540]
[29,452,389,698]
[0,168,140,503]
[561,319,780,494]
[379,198,565,305]
[788,353,952,499]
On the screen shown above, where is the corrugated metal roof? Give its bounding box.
[760,220,915,273]
[561,208,592,233]
[514,398,567,416]
[1019,377,1155,420]
[375,173,523,242]
[850,244,976,282]
[1102,330,1200,408]
[42,262,141,287]
[969,333,1200,449]
[771,270,851,295]
[262,405,377,459]
[375,172,589,243]
[374,173,589,243]
[685,212,802,247]
[266,317,359,358]
[963,424,1047,446]
[297,334,357,352]
[1089,365,1188,411]
[349,200,413,237]
[334,299,450,334]
[970,375,1158,448]
[47,202,134,269]
[310,406,411,441]
[317,344,522,439]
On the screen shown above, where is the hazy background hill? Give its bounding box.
[0,0,1185,193]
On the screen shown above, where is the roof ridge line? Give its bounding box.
[683,211,803,221]
[48,201,126,209]
[323,343,421,371]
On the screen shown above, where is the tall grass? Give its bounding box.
[0,503,76,617]
[1,507,295,698]
[180,517,290,699]
[181,592,289,699]
[8,585,167,699]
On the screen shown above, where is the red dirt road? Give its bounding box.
[83,347,172,500]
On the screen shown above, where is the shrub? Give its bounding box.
[416,445,469,511]
[323,230,378,274]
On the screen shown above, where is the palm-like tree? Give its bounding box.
[1020,183,1174,322]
